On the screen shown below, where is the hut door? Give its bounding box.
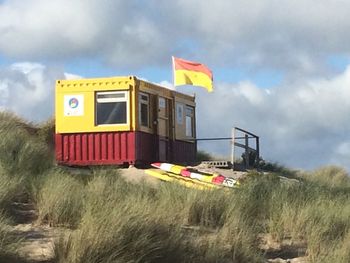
[157,96,170,161]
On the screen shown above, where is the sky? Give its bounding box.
[1,0,350,170]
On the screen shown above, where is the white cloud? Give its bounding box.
[64,73,82,80]
[1,0,350,74]
[0,62,79,122]
[10,62,45,74]
[154,0,350,74]
[234,81,265,105]
[195,65,350,170]
[157,81,175,91]
[0,0,166,68]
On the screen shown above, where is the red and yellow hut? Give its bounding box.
[55,76,196,166]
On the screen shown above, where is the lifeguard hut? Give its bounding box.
[55,76,196,166]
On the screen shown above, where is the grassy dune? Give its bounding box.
[0,111,52,261]
[1,111,350,262]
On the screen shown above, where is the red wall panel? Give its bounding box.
[172,140,196,164]
[56,131,196,166]
[56,132,136,166]
[135,132,156,163]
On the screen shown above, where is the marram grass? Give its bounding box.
[2,111,350,262]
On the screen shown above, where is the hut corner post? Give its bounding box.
[231,127,235,170]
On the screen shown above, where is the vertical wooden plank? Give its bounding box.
[128,132,135,160]
[107,133,114,160]
[88,134,94,161]
[256,137,260,167]
[134,132,139,160]
[101,133,107,160]
[75,134,81,161]
[69,135,75,161]
[121,132,127,160]
[82,134,88,162]
[63,135,69,161]
[244,134,249,169]
[55,134,63,161]
[95,133,100,161]
[114,133,120,160]
[231,128,235,171]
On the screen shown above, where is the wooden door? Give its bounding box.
[157,96,170,161]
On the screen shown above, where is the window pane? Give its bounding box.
[176,103,183,124]
[141,95,148,101]
[96,102,126,125]
[186,115,192,137]
[140,103,149,127]
[186,107,193,116]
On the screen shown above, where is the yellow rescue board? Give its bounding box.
[145,169,220,190]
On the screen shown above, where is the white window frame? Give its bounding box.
[95,90,129,126]
[185,106,194,137]
[139,92,150,128]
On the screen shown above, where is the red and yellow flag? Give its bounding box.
[172,56,213,92]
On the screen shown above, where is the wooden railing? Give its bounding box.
[192,127,260,170]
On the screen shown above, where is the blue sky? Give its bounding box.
[2,0,350,170]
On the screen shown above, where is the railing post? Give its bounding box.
[256,136,260,168]
[231,127,235,170]
[245,134,249,169]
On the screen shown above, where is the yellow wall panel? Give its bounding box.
[55,76,196,139]
[56,76,136,133]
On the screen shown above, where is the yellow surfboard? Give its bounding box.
[145,169,220,190]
